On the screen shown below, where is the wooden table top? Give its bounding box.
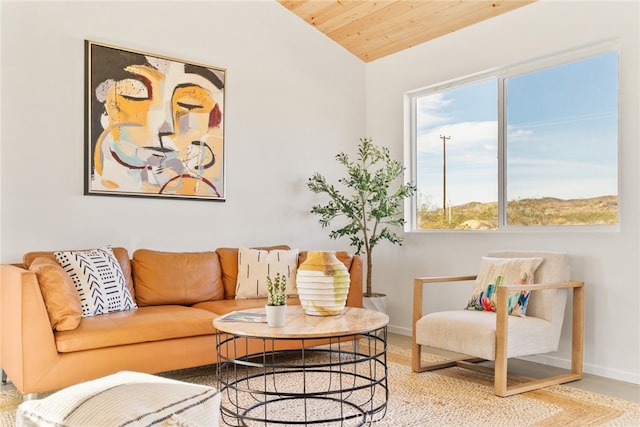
[214,306,389,339]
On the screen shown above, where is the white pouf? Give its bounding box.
[16,371,220,427]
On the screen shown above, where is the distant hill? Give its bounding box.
[418,195,617,229]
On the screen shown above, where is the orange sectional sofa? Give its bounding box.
[0,246,362,395]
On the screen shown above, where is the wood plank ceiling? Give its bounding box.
[278,0,535,62]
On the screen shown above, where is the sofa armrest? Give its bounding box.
[1,264,60,392]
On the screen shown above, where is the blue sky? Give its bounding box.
[416,52,618,209]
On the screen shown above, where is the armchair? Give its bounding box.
[412,251,584,397]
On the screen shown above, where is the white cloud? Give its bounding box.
[417,120,497,154]
[416,93,451,126]
[506,126,534,142]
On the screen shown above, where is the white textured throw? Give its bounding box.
[16,371,220,427]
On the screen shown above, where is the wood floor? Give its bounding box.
[389,333,640,404]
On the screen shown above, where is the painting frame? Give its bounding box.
[84,40,226,201]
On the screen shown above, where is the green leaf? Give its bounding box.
[307,137,417,294]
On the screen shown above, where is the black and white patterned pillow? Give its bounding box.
[54,246,137,317]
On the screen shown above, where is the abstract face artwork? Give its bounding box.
[85,41,225,200]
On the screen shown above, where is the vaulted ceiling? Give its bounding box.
[278,0,535,62]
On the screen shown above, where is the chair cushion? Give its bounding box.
[465,256,543,316]
[16,371,220,426]
[416,310,558,360]
[487,251,570,322]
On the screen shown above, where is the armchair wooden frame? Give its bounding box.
[412,275,585,397]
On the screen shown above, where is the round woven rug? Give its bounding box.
[1,344,638,426]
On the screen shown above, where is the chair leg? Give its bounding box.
[571,285,585,377]
[494,288,509,396]
[494,355,508,396]
[411,341,424,372]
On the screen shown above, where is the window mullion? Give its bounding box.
[406,95,418,231]
[497,75,507,228]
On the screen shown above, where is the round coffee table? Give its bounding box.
[214,306,389,426]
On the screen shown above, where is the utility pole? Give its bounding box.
[440,135,451,217]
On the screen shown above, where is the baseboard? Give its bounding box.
[388,324,640,385]
[519,354,640,385]
[388,324,412,336]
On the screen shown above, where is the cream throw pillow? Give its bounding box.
[466,256,543,316]
[235,248,299,299]
[29,257,82,331]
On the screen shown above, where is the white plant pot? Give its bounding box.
[362,294,387,313]
[265,305,286,327]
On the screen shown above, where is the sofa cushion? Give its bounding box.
[54,247,137,317]
[465,256,543,316]
[23,247,135,299]
[29,257,82,331]
[235,248,299,299]
[54,305,216,353]
[132,249,224,306]
[193,296,301,316]
[216,245,290,299]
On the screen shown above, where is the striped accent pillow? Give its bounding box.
[16,371,221,426]
[235,248,299,299]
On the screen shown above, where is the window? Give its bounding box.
[408,49,618,230]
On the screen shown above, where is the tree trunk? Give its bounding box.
[365,249,373,296]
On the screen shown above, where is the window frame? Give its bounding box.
[405,42,620,233]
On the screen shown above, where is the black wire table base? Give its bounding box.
[216,327,388,426]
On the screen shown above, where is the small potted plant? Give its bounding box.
[265,273,287,327]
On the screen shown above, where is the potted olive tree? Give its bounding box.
[307,137,416,312]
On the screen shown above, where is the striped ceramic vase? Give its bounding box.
[296,251,350,316]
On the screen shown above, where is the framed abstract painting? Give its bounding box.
[84,40,226,201]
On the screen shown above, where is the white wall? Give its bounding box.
[1,0,638,385]
[366,1,639,384]
[0,1,365,258]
